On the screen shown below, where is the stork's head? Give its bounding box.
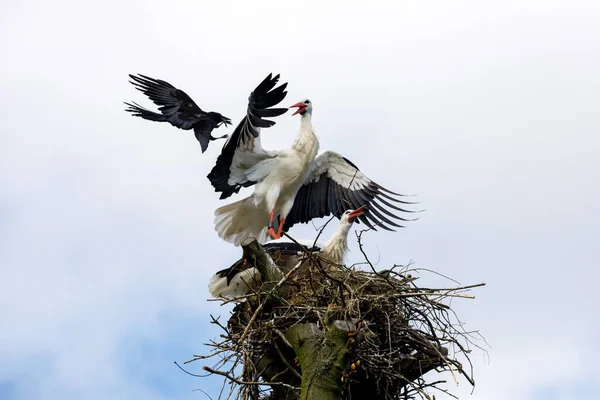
[290,99,313,116]
[341,206,366,225]
[323,206,367,263]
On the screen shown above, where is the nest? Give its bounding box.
[185,232,485,400]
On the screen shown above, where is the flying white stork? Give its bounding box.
[125,73,288,152]
[208,99,416,246]
[208,207,365,298]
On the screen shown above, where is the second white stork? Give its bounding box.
[208,207,365,298]
[209,99,416,246]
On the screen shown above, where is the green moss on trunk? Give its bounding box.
[285,322,358,400]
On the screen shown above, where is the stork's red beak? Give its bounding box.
[290,102,306,116]
[348,206,366,222]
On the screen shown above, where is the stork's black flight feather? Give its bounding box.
[283,152,420,232]
[207,73,288,199]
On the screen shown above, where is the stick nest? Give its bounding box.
[185,232,486,400]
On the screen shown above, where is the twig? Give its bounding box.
[191,388,214,400]
[272,339,302,379]
[174,361,211,378]
[237,260,304,345]
[202,366,299,389]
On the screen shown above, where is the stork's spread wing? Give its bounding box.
[284,151,418,231]
[125,74,208,130]
[208,73,288,199]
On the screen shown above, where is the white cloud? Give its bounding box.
[1,0,599,398]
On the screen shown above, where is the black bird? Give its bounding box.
[125,74,232,152]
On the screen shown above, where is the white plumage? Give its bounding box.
[214,99,318,245]
[208,267,261,299]
[208,98,416,247]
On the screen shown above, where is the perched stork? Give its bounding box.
[209,99,416,246]
[125,73,288,152]
[208,207,365,298]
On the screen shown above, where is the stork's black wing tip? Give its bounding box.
[267,73,281,83]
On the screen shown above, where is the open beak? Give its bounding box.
[348,205,366,222]
[290,102,306,116]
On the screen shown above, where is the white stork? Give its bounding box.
[208,99,416,246]
[208,207,365,298]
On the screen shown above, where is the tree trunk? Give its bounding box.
[285,322,360,400]
[242,240,358,400]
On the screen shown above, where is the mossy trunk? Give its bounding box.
[239,240,377,400]
[285,322,359,400]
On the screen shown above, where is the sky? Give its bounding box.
[1,0,599,399]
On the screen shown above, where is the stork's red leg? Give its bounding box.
[275,217,285,238]
[269,209,275,224]
[267,209,279,239]
[267,217,285,240]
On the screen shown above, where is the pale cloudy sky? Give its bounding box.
[1,1,599,399]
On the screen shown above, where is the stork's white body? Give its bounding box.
[208,268,260,298]
[256,118,319,213]
[215,111,318,246]
[320,219,354,265]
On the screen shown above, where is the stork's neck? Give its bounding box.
[321,222,351,265]
[291,115,319,160]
